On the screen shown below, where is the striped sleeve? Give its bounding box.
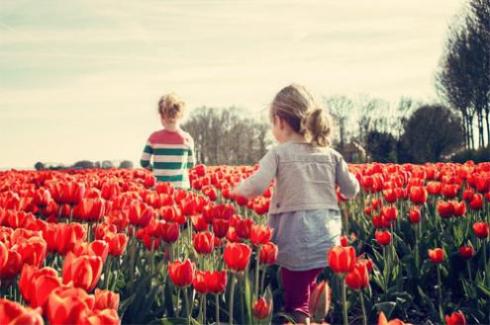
[186,136,195,169]
[140,140,153,169]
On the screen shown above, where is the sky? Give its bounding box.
[0,0,465,168]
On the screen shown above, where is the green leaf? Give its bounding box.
[374,301,396,319]
[159,317,190,325]
[476,283,490,298]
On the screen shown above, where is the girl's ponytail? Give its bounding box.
[272,84,332,147]
[306,108,331,147]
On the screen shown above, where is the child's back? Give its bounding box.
[140,93,195,189]
[142,128,194,188]
[264,142,358,214]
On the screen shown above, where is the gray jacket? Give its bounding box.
[237,142,360,214]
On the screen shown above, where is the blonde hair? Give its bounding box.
[271,84,332,147]
[158,93,186,120]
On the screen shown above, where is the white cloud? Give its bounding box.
[0,0,466,167]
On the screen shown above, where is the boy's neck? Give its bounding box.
[163,124,180,132]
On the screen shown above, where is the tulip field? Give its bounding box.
[1,162,489,324]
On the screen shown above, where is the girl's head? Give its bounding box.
[158,93,186,127]
[270,84,332,147]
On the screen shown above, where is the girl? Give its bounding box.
[233,84,359,324]
[140,93,195,189]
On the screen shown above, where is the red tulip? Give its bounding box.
[377,311,406,325]
[191,214,208,232]
[193,270,208,294]
[19,264,62,308]
[50,181,86,205]
[62,252,103,292]
[445,311,467,325]
[78,308,120,325]
[0,299,44,325]
[408,207,421,224]
[250,224,272,246]
[104,233,128,256]
[212,218,230,238]
[437,201,454,218]
[44,223,87,255]
[442,183,459,198]
[235,217,253,239]
[127,201,154,227]
[168,259,194,287]
[309,281,331,322]
[259,242,278,265]
[224,243,252,272]
[252,297,272,320]
[1,249,22,279]
[427,181,442,196]
[463,188,475,202]
[94,289,120,311]
[383,189,397,203]
[327,246,357,274]
[340,235,349,247]
[207,270,227,294]
[0,241,7,270]
[73,198,105,222]
[375,230,392,246]
[46,286,95,325]
[409,186,427,204]
[428,248,445,264]
[469,193,483,210]
[72,240,109,263]
[473,222,489,239]
[345,261,370,290]
[382,206,398,222]
[453,201,466,217]
[458,246,474,259]
[158,221,180,244]
[193,231,215,255]
[15,236,47,268]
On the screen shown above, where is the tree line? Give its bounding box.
[437,0,490,150]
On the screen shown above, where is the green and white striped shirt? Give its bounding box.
[140,129,195,188]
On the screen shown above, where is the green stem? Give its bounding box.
[105,256,113,289]
[255,249,260,299]
[436,265,444,322]
[359,290,367,325]
[215,294,220,325]
[260,266,266,295]
[341,276,348,325]
[415,223,420,273]
[466,260,472,281]
[229,275,236,325]
[203,294,207,324]
[183,287,191,324]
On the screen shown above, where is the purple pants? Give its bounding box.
[281,267,323,317]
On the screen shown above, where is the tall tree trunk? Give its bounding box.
[469,115,475,149]
[485,107,490,148]
[462,114,468,149]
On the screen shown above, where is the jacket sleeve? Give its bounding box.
[335,155,360,199]
[236,149,277,198]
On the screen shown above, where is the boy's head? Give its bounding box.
[158,93,186,126]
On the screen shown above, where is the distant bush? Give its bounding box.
[450,147,490,163]
[119,160,134,169]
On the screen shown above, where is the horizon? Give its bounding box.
[1,0,465,168]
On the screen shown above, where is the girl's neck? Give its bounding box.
[283,132,308,144]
